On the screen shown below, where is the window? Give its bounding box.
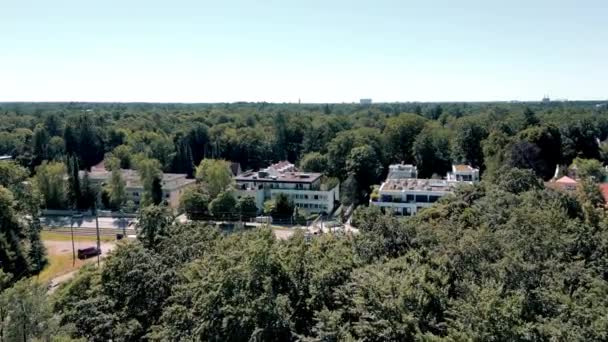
[133,192,139,196]
[415,195,428,203]
[304,195,308,199]
[429,195,440,203]
[314,195,319,200]
[165,193,170,198]
[406,194,414,202]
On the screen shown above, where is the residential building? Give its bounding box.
[234,161,340,214]
[372,178,458,216]
[447,164,480,182]
[547,176,578,191]
[360,98,372,105]
[81,168,196,208]
[371,163,478,216]
[0,155,13,161]
[387,163,418,179]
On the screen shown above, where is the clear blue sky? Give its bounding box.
[1,0,606,103]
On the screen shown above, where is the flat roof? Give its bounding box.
[453,164,478,172]
[80,169,195,190]
[235,170,322,183]
[380,178,457,192]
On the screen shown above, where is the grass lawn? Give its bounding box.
[38,232,114,284]
[37,252,94,283]
[41,231,114,242]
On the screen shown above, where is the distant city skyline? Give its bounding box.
[1,0,607,103]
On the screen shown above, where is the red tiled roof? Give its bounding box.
[555,176,577,184]
[599,184,608,205]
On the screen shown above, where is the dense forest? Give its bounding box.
[2,101,608,340]
[1,101,608,206]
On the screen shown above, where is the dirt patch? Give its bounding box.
[39,239,116,284]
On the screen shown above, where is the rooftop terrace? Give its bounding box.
[80,169,195,190]
[380,178,457,192]
[235,170,322,183]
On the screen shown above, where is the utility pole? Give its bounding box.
[70,211,76,267]
[93,204,101,267]
[120,208,126,237]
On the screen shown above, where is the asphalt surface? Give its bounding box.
[42,215,136,229]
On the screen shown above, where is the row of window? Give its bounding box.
[380,194,442,203]
[131,192,170,199]
[276,193,328,201]
[295,203,328,210]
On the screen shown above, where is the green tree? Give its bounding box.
[151,176,163,205]
[0,187,29,282]
[523,107,539,127]
[0,161,28,189]
[77,115,104,169]
[100,243,174,341]
[451,117,488,167]
[510,125,561,180]
[345,145,382,198]
[66,156,81,209]
[383,113,427,163]
[35,161,67,209]
[572,157,605,181]
[31,125,50,167]
[48,136,65,161]
[44,114,63,137]
[208,190,237,220]
[78,171,98,210]
[299,152,328,173]
[110,144,133,169]
[0,279,60,342]
[136,205,174,250]
[496,167,544,194]
[236,196,258,220]
[413,123,452,178]
[326,128,385,180]
[482,130,512,182]
[108,159,127,210]
[271,193,294,221]
[156,229,292,341]
[135,157,162,207]
[195,159,233,199]
[340,174,359,206]
[180,186,210,220]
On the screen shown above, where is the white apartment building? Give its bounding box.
[234,161,340,214]
[81,169,196,208]
[447,164,480,182]
[371,163,479,216]
[387,163,418,179]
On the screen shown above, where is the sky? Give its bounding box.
[1,0,607,103]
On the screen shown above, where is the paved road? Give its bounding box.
[42,215,136,229]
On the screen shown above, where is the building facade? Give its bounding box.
[371,163,479,216]
[234,161,340,214]
[82,169,196,208]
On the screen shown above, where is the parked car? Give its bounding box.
[77,246,101,259]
